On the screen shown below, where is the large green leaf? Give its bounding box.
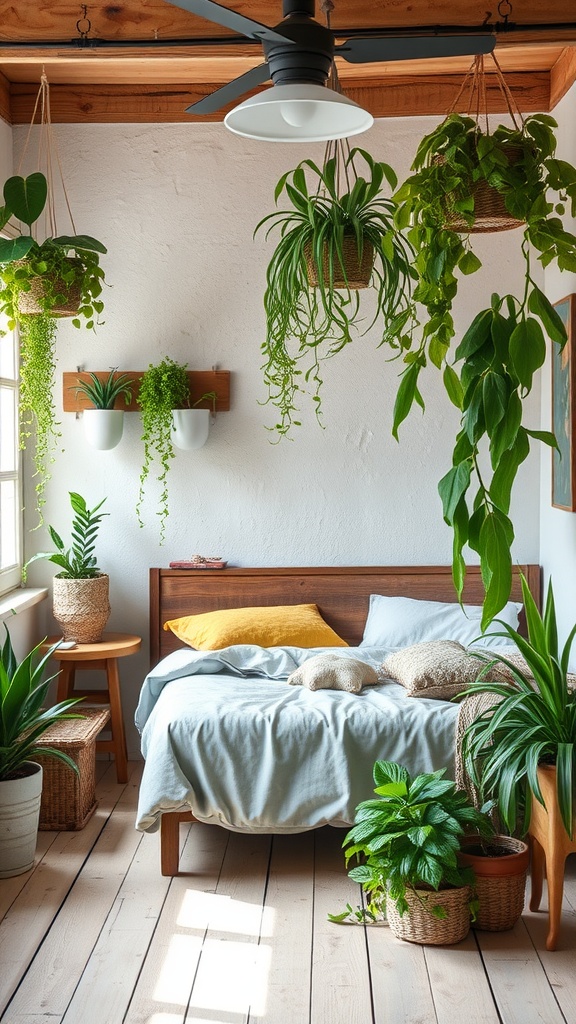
[3,173,47,228]
[509,317,546,390]
[52,234,107,255]
[438,461,471,524]
[479,510,513,629]
[528,286,568,346]
[0,235,35,263]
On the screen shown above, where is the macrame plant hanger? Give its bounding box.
[446,51,526,232]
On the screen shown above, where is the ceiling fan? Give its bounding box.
[165,0,496,140]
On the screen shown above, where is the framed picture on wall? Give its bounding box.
[552,294,576,511]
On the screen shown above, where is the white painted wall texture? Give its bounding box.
[12,115,542,755]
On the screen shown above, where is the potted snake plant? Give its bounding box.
[72,368,133,450]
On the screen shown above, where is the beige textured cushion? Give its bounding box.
[288,654,378,693]
[380,640,501,700]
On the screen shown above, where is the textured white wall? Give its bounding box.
[541,82,576,661]
[13,117,541,755]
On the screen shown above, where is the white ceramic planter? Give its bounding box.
[0,762,43,878]
[83,409,124,450]
[171,408,210,450]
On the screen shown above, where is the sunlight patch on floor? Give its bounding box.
[188,938,272,1017]
[153,933,203,1004]
[178,888,275,938]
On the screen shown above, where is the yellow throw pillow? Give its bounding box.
[163,603,348,651]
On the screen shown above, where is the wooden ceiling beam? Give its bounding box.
[8,72,550,124]
[549,46,576,108]
[0,69,10,123]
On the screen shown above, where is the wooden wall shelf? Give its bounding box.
[62,370,230,413]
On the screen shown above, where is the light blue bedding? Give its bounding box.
[134,645,459,833]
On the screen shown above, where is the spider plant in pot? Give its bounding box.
[24,491,110,643]
[72,368,133,451]
[329,759,493,945]
[255,142,416,437]
[390,54,576,627]
[0,624,83,877]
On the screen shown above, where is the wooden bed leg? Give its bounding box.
[160,811,195,876]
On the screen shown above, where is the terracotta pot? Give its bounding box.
[458,834,529,931]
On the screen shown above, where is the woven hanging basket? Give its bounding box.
[16,257,83,317]
[458,834,529,931]
[305,235,374,290]
[438,146,525,234]
[387,885,471,945]
[52,574,110,644]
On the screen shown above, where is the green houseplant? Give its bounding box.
[330,759,493,945]
[391,103,576,626]
[18,313,60,523]
[255,145,416,436]
[0,624,82,877]
[24,491,110,643]
[73,369,133,450]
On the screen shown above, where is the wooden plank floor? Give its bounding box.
[1,762,575,1024]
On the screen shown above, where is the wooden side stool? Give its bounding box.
[41,632,141,784]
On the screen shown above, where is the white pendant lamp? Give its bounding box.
[224,83,374,142]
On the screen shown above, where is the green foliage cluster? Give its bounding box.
[255,147,416,436]
[329,760,492,924]
[18,314,60,524]
[0,624,82,782]
[136,356,190,542]
[24,491,108,580]
[73,368,133,410]
[0,172,106,329]
[462,574,576,838]
[389,113,576,625]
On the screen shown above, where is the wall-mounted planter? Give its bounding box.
[171,408,210,450]
[83,409,124,450]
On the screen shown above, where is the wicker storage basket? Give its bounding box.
[305,235,374,289]
[15,257,83,316]
[36,708,110,830]
[458,835,529,931]
[439,146,525,234]
[387,885,471,945]
[52,573,110,644]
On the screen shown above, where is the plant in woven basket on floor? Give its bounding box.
[24,491,110,643]
[390,53,576,627]
[255,142,416,436]
[329,759,493,945]
[0,624,83,877]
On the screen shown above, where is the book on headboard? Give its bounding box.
[169,558,227,570]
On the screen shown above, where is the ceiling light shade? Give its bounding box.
[224,84,374,142]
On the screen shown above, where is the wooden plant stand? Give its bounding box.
[529,764,576,950]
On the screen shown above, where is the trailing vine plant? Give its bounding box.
[18,313,60,524]
[136,356,190,543]
[389,58,576,625]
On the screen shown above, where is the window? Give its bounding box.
[0,313,21,595]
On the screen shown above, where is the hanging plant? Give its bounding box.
[390,54,576,625]
[136,356,190,543]
[255,143,416,436]
[18,314,60,525]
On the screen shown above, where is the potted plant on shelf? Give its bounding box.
[24,491,110,643]
[72,368,133,450]
[461,573,576,948]
[0,624,82,877]
[329,759,493,945]
[255,144,416,436]
[137,357,214,541]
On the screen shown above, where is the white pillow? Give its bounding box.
[360,594,522,650]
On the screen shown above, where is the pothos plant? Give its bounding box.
[390,111,576,625]
[255,145,416,436]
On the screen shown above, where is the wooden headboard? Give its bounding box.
[149,564,541,667]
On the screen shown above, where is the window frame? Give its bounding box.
[0,224,23,597]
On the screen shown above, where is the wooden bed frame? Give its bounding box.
[149,564,541,875]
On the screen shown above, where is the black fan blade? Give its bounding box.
[167,0,296,45]
[186,62,271,114]
[335,34,495,63]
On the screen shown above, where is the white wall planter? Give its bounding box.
[171,408,210,450]
[0,761,43,878]
[83,409,124,450]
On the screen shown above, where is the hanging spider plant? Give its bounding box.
[255,143,416,436]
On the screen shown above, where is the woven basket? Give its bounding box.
[438,146,525,234]
[52,574,110,643]
[36,708,110,830]
[458,835,529,931]
[305,235,374,289]
[16,257,83,316]
[387,885,471,945]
